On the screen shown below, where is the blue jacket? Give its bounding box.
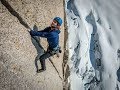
[30,27,60,49]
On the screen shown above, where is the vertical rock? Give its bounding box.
[0,0,64,90]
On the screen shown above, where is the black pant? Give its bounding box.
[39,51,53,70]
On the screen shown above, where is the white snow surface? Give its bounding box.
[65,0,120,90]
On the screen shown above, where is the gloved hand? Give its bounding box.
[59,49,62,53]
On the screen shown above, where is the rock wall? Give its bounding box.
[0,0,64,90]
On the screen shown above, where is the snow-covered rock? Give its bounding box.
[65,0,120,90]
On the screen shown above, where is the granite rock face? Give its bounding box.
[0,0,64,90]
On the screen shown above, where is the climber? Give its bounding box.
[30,17,62,73]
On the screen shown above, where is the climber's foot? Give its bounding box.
[37,68,46,73]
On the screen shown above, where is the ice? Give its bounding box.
[65,0,120,90]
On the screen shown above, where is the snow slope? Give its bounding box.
[65,0,120,90]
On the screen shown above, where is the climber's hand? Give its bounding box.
[59,49,62,53]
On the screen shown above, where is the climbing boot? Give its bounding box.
[37,68,46,73]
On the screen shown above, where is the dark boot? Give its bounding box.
[37,68,46,73]
[36,59,46,73]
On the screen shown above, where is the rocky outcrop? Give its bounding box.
[0,0,64,90]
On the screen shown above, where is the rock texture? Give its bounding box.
[0,0,64,90]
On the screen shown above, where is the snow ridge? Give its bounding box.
[65,0,120,90]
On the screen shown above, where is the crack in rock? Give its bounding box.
[1,0,31,30]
